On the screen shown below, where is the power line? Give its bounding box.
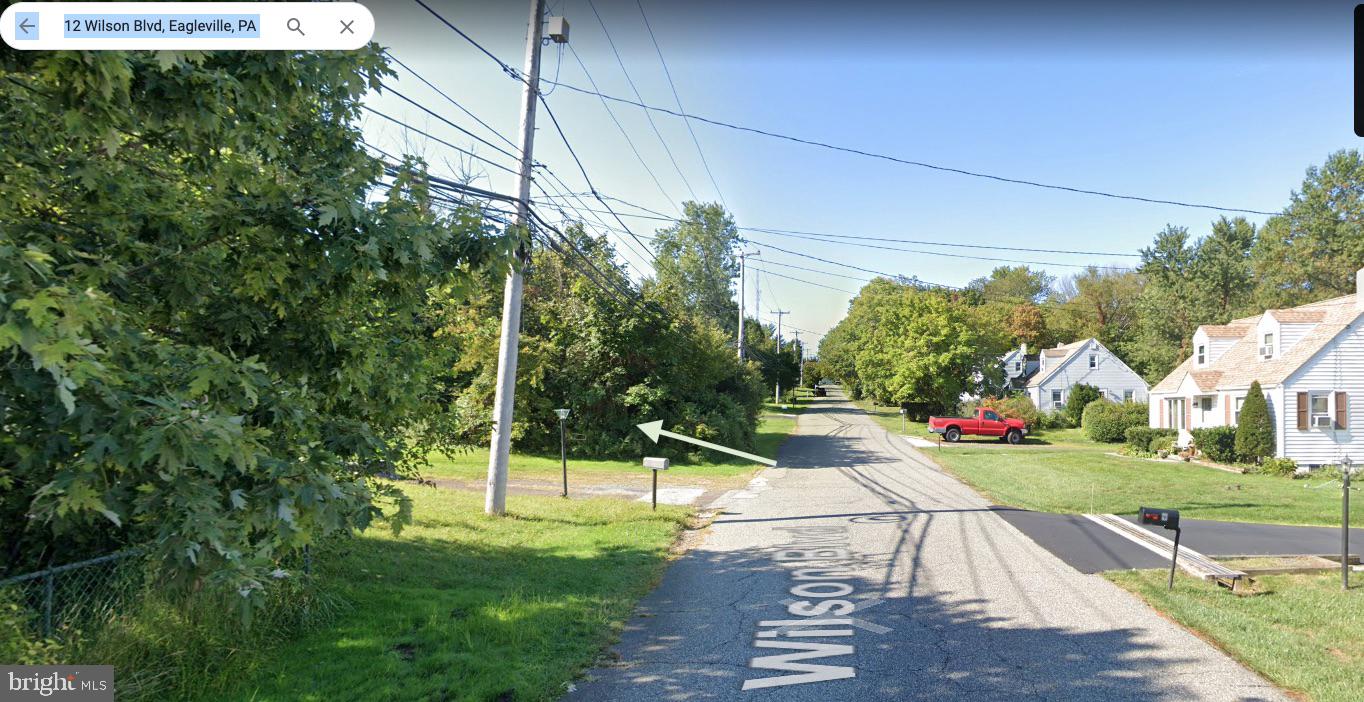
[381,85,522,163]
[743,229,1132,271]
[743,226,1140,258]
[635,0,727,208]
[383,51,520,151]
[409,0,523,80]
[750,266,858,295]
[539,79,1280,216]
[362,105,520,177]
[584,0,698,202]
[536,92,660,264]
[565,43,679,213]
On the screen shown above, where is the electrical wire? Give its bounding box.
[584,0,698,202]
[383,51,520,151]
[362,105,520,177]
[635,0,727,208]
[538,79,1280,216]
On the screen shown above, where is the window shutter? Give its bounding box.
[1184,398,1191,430]
[1336,392,1348,430]
[1296,392,1308,430]
[1225,395,1231,425]
[1159,400,1166,428]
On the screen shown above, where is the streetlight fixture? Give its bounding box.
[555,408,571,497]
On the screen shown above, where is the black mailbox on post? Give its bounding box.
[1139,506,1183,590]
[1139,506,1180,530]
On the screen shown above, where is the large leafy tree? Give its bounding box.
[650,202,740,334]
[0,50,511,589]
[447,226,763,458]
[1250,150,1364,308]
[967,265,1054,304]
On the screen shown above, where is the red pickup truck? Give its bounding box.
[927,408,1028,444]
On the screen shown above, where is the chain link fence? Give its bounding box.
[0,550,145,641]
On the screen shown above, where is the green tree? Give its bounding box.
[448,226,763,458]
[1192,216,1257,318]
[1125,226,1200,380]
[1235,381,1275,463]
[0,50,511,588]
[967,265,1054,304]
[1065,383,1102,426]
[650,202,740,334]
[1045,267,1142,352]
[1250,150,1364,308]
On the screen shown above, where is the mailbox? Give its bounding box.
[1139,506,1180,530]
[644,457,670,471]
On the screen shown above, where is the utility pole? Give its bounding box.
[737,250,757,360]
[486,0,549,516]
[771,309,788,403]
[793,332,803,388]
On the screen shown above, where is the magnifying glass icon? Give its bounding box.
[287,18,305,36]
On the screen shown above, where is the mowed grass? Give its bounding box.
[924,438,1350,526]
[216,488,690,702]
[425,403,802,482]
[1107,570,1363,702]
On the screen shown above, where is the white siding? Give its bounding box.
[1207,337,1237,364]
[1034,341,1149,407]
[1256,315,1281,360]
[1280,322,1315,353]
[1281,322,1364,467]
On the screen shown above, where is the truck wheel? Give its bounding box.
[1006,429,1022,445]
[944,427,961,443]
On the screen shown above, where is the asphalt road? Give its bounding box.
[566,392,1287,701]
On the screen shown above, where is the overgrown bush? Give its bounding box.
[1190,425,1239,464]
[1065,384,1102,427]
[0,597,62,665]
[1256,456,1298,477]
[1082,400,1150,443]
[965,395,1041,427]
[1124,426,1177,454]
[1034,410,1073,430]
[1235,381,1275,463]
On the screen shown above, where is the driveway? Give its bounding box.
[565,392,1286,700]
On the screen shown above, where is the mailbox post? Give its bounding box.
[899,407,906,433]
[1343,456,1353,591]
[644,457,670,510]
[1140,506,1182,590]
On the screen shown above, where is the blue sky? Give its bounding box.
[362,0,1359,351]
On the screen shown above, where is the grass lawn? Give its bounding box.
[424,403,802,483]
[922,435,1352,526]
[216,487,690,702]
[1107,570,1363,702]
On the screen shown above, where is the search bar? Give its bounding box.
[2,2,374,50]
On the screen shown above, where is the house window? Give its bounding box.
[1167,398,1186,430]
[1200,397,1212,412]
[1310,393,1330,428]
[1014,360,1022,373]
[1196,345,1205,365]
[1123,390,1134,402]
[1262,333,1275,359]
[1234,396,1244,423]
[1051,390,1063,409]
[1089,354,1097,369]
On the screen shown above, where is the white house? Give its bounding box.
[1001,343,1040,390]
[1148,270,1364,468]
[1024,338,1150,411]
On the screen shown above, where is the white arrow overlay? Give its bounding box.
[636,420,777,466]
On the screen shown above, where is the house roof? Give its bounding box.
[1268,309,1328,324]
[1151,295,1364,394]
[1026,339,1095,388]
[1200,324,1251,338]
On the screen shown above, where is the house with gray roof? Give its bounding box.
[1024,338,1149,411]
[1148,269,1364,467]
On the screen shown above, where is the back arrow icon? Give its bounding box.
[18,18,34,34]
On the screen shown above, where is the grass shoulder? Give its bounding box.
[216,487,691,702]
[1106,569,1362,702]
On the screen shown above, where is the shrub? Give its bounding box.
[1190,426,1239,464]
[1032,409,1073,430]
[1083,400,1150,443]
[974,395,1041,427]
[1256,456,1298,477]
[1235,381,1275,463]
[1065,384,1102,427]
[1124,426,1176,454]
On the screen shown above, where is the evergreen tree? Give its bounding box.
[1066,383,1102,426]
[1235,381,1275,463]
